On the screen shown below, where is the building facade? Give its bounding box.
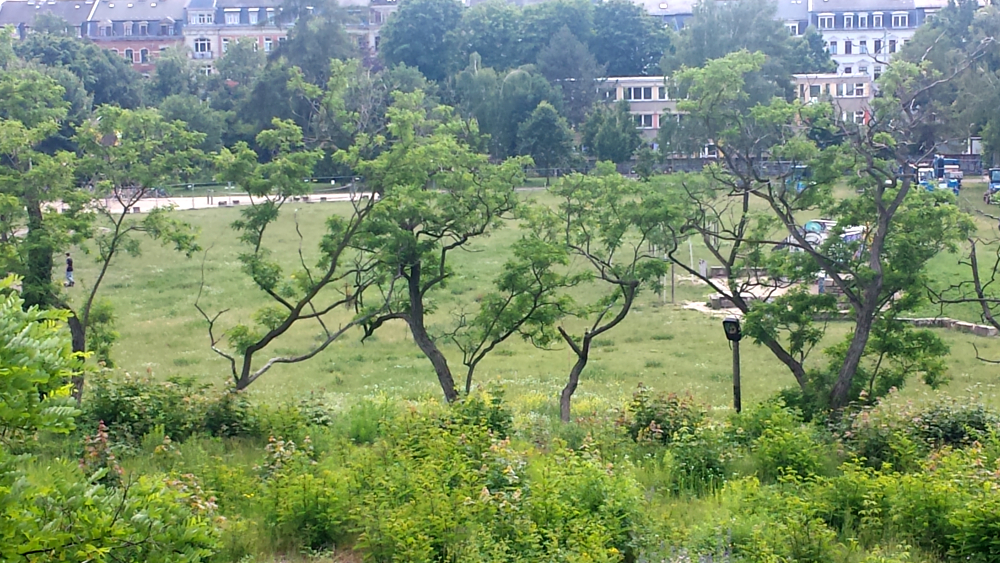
[808,0,948,79]
[85,0,185,73]
[604,76,677,140]
[793,72,874,122]
[182,0,289,74]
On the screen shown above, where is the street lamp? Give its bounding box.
[722,316,742,413]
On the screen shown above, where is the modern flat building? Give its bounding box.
[85,0,185,73]
[604,76,677,140]
[793,72,874,122]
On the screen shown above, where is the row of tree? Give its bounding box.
[5,0,1000,419]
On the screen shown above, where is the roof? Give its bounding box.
[808,0,914,13]
[0,0,95,27]
[89,0,185,22]
[215,0,284,7]
[634,0,698,17]
[775,0,808,20]
[185,0,213,9]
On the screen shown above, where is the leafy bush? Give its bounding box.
[665,424,731,494]
[949,492,1000,563]
[625,385,706,445]
[913,400,1000,448]
[84,374,211,442]
[0,275,81,448]
[0,453,220,563]
[753,425,827,482]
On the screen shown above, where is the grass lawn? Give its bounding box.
[63,185,1000,412]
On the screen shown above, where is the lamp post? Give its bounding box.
[722,316,742,413]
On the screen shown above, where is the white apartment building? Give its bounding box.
[809,0,949,79]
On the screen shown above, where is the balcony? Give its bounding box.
[192,51,214,59]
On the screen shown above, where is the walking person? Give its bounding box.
[65,253,74,287]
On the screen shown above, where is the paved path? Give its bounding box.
[47,192,375,214]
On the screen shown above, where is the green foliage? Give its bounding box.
[536,25,604,125]
[85,299,119,367]
[83,374,259,442]
[379,0,463,82]
[625,385,706,445]
[516,101,574,174]
[0,276,81,447]
[581,101,642,164]
[0,454,220,562]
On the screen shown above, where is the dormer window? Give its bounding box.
[248,9,258,24]
[858,13,868,28]
[139,22,147,35]
[123,21,133,35]
[844,14,853,29]
[225,11,239,24]
[190,12,213,24]
[818,14,834,29]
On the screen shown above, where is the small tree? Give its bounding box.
[70,106,203,386]
[343,92,569,401]
[660,49,976,409]
[582,100,642,164]
[517,101,574,184]
[197,119,378,390]
[551,163,670,421]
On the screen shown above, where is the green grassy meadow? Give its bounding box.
[65,184,1000,412]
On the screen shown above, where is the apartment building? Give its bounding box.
[182,0,288,74]
[809,0,950,78]
[793,72,874,122]
[604,76,677,140]
[85,0,185,72]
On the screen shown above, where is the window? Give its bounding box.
[193,12,213,24]
[858,14,868,28]
[100,25,111,36]
[889,39,897,53]
[844,41,852,55]
[818,15,834,29]
[222,37,229,52]
[658,86,667,100]
[809,84,821,98]
[824,83,831,96]
[874,39,882,53]
[159,46,168,52]
[873,13,883,27]
[194,38,211,53]
[837,83,844,96]
[123,22,132,35]
[844,14,853,29]
[854,111,866,124]
[874,65,882,79]
[845,83,855,96]
[626,87,653,100]
[859,65,868,75]
[633,114,654,128]
[892,13,908,27]
[226,12,239,24]
[111,48,119,55]
[124,48,134,62]
[855,83,865,96]
[139,23,147,35]
[140,48,148,63]
[844,66,853,75]
[371,9,383,24]
[248,11,258,24]
[786,22,799,35]
[828,41,837,54]
[160,23,169,35]
[201,65,212,76]
[264,37,272,52]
